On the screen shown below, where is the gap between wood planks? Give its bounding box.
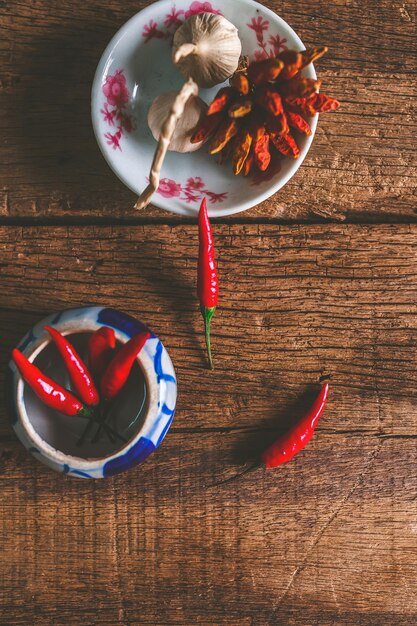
[2,215,417,226]
[0,430,415,445]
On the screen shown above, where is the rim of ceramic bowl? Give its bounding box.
[91,0,317,218]
[9,307,177,478]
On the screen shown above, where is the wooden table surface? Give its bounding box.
[1,1,416,624]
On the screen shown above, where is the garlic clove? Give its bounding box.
[172,12,242,88]
[148,91,207,153]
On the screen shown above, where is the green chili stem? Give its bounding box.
[202,306,216,370]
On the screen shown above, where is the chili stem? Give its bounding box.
[202,306,216,370]
[91,400,114,444]
[77,411,125,444]
[77,405,100,446]
[208,462,261,488]
[77,406,116,446]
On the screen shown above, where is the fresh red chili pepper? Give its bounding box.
[12,348,92,417]
[87,327,116,382]
[197,197,219,370]
[45,326,99,406]
[100,331,151,400]
[261,383,329,468]
[210,384,329,487]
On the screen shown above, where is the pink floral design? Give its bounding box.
[183,190,201,203]
[143,19,166,42]
[186,176,205,191]
[248,16,269,37]
[248,15,287,60]
[105,130,122,151]
[154,176,228,204]
[101,69,135,151]
[254,50,269,61]
[143,2,222,43]
[101,103,116,126]
[157,178,183,198]
[185,2,222,18]
[205,191,228,203]
[164,7,184,28]
[103,69,129,108]
[269,34,288,55]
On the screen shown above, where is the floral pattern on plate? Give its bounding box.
[101,69,135,151]
[143,2,222,43]
[156,176,227,204]
[92,0,317,216]
[247,16,288,60]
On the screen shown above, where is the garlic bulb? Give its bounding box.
[148,91,207,153]
[135,78,199,210]
[172,12,242,88]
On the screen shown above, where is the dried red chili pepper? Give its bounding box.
[285,96,317,117]
[100,331,150,401]
[209,119,239,154]
[254,133,271,171]
[45,326,99,406]
[218,139,234,164]
[228,99,253,118]
[300,46,328,70]
[207,87,233,115]
[266,112,289,137]
[248,117,265,141]
[255,86,283,116]
[243,150,254,176]
[191,112,223,144]
[280,77,321,99]
[278,49,303,79]
[232,130,252,175]
[248,58,283,85]
[210,384,329,487]
[12,348,92,417]
[271,133,300,158]
[286,110,312,136]
[197,197,219,369]
[229,73,249,95]
[262,383,329,467]
[88,327,116,382]
[193,46,339,177]
[307,92,340,112]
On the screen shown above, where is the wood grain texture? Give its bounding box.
[1,0,417,623]
[2,224,417,436]
[0,0,416,221]
[0,224,416,624]
[0,433,415,625]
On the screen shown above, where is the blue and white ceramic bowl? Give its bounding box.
[7,307,177,478]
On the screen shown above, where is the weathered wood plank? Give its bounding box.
[0,432,415,625]
[1,223,417,442]
[0,0,416,220]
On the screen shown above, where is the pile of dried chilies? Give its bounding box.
[191,47,340,176]
[12,326,150,446]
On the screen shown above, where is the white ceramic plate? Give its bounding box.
[91,0,317,217]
